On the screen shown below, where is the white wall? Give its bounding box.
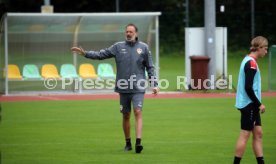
[185,27,227,87]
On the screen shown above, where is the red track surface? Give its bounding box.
[1,92,276,102]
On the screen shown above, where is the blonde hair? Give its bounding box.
[250,36,268,52]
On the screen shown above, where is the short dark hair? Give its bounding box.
[125,23,138,32]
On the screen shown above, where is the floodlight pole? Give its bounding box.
[44,0,50,5]
[220,5,225,80]
[204,0,216,88]
[251,0,255,38]
[116,0,120,12]
[183,0,189,27]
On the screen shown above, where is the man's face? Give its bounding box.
[125,26,137,42]
[258,45,268,58]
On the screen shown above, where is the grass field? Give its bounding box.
[0,50,274,163]
[1,97,275,164]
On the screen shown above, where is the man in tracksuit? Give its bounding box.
[233,36,268,164]
[71,23,159,153]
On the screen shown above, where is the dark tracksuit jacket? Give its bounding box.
[84,39,158,93]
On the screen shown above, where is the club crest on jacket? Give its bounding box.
[137,48,142,55]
